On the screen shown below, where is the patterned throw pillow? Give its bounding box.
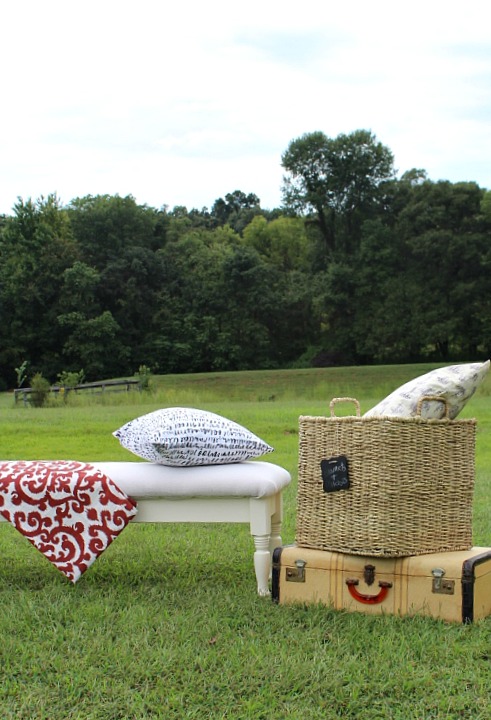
[113,407,274,466]
[364,360,490,419]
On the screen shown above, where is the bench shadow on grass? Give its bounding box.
[0,522,258,597]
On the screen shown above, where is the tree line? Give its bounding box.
[1,129,491,389]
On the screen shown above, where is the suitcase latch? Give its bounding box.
[364,564,376,586]
[432,567,455,595]
[286,559,307,583]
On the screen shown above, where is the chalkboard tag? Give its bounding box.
[321,455,350,493]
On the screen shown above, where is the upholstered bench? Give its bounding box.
[85,460,291,595]
[0,460,290,593]
[1,404,291,591]
[0,461,291,596]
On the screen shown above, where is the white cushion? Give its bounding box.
[91,461,291,499]
[364,360,490,419]
[112,407,274,466]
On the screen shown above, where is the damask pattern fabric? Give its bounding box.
[0,460,138,582]
[113,407,274,466]
[364,360,490,419]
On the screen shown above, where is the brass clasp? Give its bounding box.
[286,559,307,583]
[432,567,455,595]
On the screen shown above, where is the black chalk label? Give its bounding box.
[321,455,350,493]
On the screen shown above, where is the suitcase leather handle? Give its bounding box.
[346,579,392,604]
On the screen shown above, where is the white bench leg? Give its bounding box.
[249,494,284,596]
[253,533,272,597]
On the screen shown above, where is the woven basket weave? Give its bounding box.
[296,397,476,557]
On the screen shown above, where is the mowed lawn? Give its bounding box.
[0,364,490,719]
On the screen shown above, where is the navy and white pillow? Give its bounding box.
[113,407,274,466]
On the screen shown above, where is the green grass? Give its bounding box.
[0,364,491,719]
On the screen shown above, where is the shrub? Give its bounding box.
[57,369,85,388]
[30,373,51,407]
[135,364,153,392]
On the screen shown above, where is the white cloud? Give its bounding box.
[1,0,490,214]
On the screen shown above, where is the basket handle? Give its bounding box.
[329,397,361,417]
[416,395,450,419]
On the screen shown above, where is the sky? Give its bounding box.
[1,0,491,215]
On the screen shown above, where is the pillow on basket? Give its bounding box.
[364,360,490,419]
[113,407,274,466]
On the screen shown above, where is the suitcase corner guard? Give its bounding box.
[271,545,284,603]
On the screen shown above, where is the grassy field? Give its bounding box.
[0,364,490,719]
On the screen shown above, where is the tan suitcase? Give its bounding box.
[272,545,491,623]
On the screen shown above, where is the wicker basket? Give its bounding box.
[296,397,476,557]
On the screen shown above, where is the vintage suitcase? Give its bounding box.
[272,545,491,623]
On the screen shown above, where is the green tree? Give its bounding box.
[58,310,129,379]
[395,180,488,360]
[151,225,308,372]
[242,215,311,271]
[480,189,491,222]
[152,229,241,372]
[281,129,395,259]
[67,194,168,374]
[297,176,490,366]
[58,261,101,315]
[211,190,263,234]
[98,245,166,369]
[67,194,162,268]
[57,261,122,379]
[349,219,419,363]
[0,195,79,384]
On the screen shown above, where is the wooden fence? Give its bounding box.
[14,379,141,405]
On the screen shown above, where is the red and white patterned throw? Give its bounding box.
[0,460,138,582]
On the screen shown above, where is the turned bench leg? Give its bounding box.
[250,493,283,596]
[253,534,272,597]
